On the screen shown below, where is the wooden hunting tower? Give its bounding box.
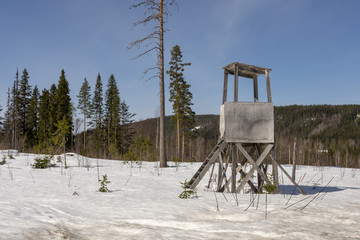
[187,62,305,195]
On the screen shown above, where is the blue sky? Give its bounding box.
[1,0,359,121]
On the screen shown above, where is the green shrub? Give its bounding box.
[32,155,56,169]
[99,174,111,192]
[178,180,196,199]
[0,155,6,165]
[263,184,278,194]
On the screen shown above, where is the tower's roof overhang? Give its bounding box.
[223,62,272,78]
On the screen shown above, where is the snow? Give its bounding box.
[1,153,359,239]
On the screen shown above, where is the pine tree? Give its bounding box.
[51,116,70,167]
[19,68,32,138]
[119,100,136,155]
[0,104,3,131]
[92,74,103,129]
[104,74,121,157]
[10,70,21,149]
[92,73,104,157]
[49,84,58,132]
[77,77,92,155]
[55,70,73,148]
[25,86,40,147]
[3,88,12,148]
[167,45,195,161]
[37,89,52,152]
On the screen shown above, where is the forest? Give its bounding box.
[0,68,135,160]
[0,68,359,169]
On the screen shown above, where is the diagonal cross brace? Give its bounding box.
[269,155,306,195]
[219,146,256,192]
[236,143,272,186]
[236,144,273,193]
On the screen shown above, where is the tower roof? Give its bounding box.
[223,62,272,78]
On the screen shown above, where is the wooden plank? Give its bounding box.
[223,70,228,104]
[236,143,272,185]
[223,147,231,192]
[231,144,237,193]
[271,147,279,187]
[207,163,216,188]
[269,155,306,195]
[235,144,273,193]
[253,75,258,102]
[217,151,230,192]
[217,152,224,190]
[265,69,272,103]
[234,65,238,102]
[239,168,258,192]
[238,147,257,192]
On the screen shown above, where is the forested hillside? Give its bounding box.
[130,105,360,168]
[275,105,360,168]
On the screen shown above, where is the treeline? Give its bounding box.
[131,105,360,168]
[127,115,219,163]
[0,68,135,159]
[275,104,360,168]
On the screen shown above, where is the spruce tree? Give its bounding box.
[49,84,58,132]
[51,116,70,167]
[10,70,21,150]
[19,68,32,138]
[0,104,2,130]
[104,74,121,157]
[25,86,40,147]
[77,77,92,155]
[167,45,195,161]
[3,89,12,148]
[92,74,103,129]
[37,89,52,152]
[119,100,135,155]
[55,70,73,149]
[92,73,104,157]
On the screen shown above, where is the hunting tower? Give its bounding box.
[187,62,305,195]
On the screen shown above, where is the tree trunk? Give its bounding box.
[292,140,296,181]
[64,135,67,168]
[177,117,180,159]
[83,113,86,156]
[182,130,185,162]
[159,0,167,167]
[156,116,159,150]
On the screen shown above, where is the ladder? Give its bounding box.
[186,138,226,189]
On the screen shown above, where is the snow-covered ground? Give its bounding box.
[0,152,359,240]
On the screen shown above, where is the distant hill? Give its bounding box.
[130,105,360,168]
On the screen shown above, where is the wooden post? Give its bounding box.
[207,163,216,188]
[253,75,258,102]
[223,70,228,104]
[292,140,297,181]
[234,65,238,102]
[265,69,272,103]
[218,153,224,191]
[270,155,306,195]
[288,145,291,165]
[272,147,279,188]
[231,143,237,193]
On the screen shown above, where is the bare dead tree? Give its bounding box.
[129,0,177,168]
